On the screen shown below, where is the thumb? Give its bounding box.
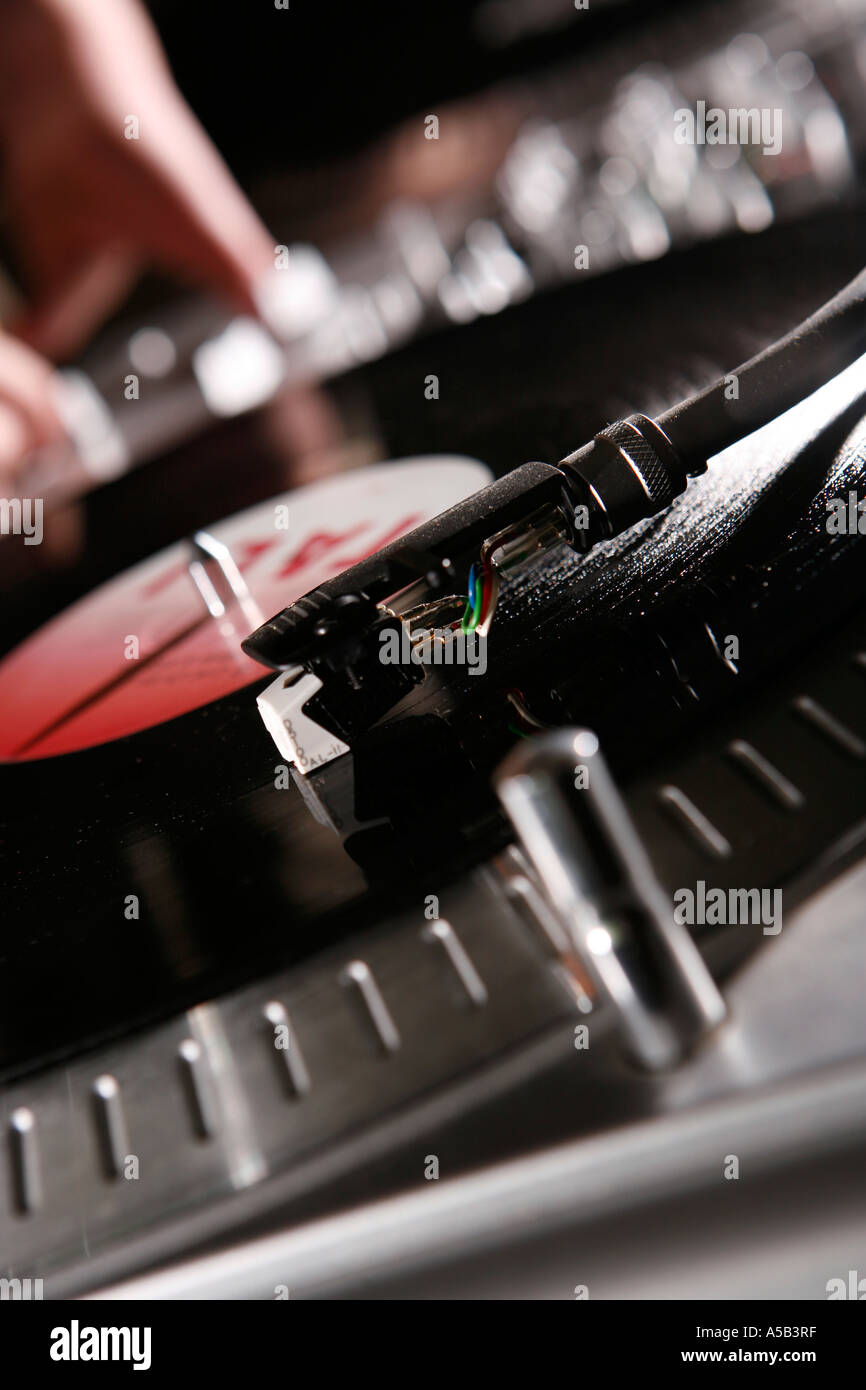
[11,249,139,361]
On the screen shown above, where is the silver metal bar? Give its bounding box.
[421,921,488,1007]
[9,1107,43,1213]
[494,728,725,1069]
[793,696,866,759]
[188,531,266,632]
[339,961,401,1054]
[178,1039,219,1140]
[262,1001,312,1097]
[658,785,733,858]
[92,1074,130,1179]
[727,739,804,810]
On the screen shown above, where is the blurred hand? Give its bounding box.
[0,0,274,365]
[0,330,66,490]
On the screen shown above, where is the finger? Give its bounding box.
[110,95,275,314]
[0,332,66,451]
[11,248,139,361]
[0,400,31,489]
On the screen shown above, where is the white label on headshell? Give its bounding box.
[257,671,350,776]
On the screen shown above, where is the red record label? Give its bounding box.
[0,456,491,761]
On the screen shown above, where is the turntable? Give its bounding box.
[2,1,866,1305]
